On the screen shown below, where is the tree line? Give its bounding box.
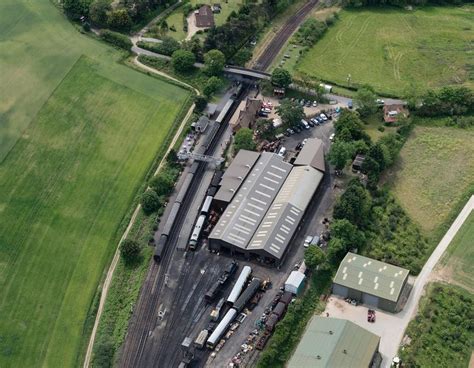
[342,0,469,8]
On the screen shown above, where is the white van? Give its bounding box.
[278,147,286,157]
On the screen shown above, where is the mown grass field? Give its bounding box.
[0,1,190,367]
[385,125,474,235]
[437,212,474,292]
[296,6,474,96]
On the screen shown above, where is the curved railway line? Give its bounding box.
[254,0,319,71]
[119,86,248,368]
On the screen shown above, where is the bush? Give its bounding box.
[101,30,132,50]
[92,336,115,368]
[119,239,141,263]
[149,167,178,196]
[194,95,208,112]
[233,128,256,153]
[107,9,132,31]
[137,37,181,56]
[416,86,474,117]
[171,49,196,73]
[141,189,161,215]
[203,76,224,98]
[294,18,329,47]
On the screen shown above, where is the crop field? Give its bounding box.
[437,212,474,292]
[296,6,474,96]
[0,1,190,367]
[385,125,474,235]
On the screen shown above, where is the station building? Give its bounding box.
[332,253,410,313]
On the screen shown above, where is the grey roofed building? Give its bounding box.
[209,152,292,255]
[294,138,325,172]
[288,316,381,368]
[213,150,260,206]
[333,253,410,312]
[246,165,323,259]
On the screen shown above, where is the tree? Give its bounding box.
[331,219,366,250]
[149,171,175,196]
[327,141,351,170]
[63,0,92,19]
[367,143,387,172]
[354,85,378,117]
[107,9,132,31]
[326,237,346,264]
[334,109,371,143]
[120,239,141,262]
[203,76,223,98]
[157,36,180,56]
[271,68,292,89]
[89,0,110,26]
[276,99,305,128]
[204,49,226,76]
[171,50,196,73]
[233,48,252,66]
[194,95,208,112]
[304,246,326,270]
[234,128,256,153]
[141,189,161,215]
[333,179,371,227]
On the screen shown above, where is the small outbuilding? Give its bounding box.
[332,253,410,313]
[288,316,382,368]
[352,154,366,172]
[383,104,409,123]
[285,271,306,295]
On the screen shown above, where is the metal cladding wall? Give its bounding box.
[227,266,252,305]
[206,308,237,347]
[233,278,261,313]
[332,283,401,313]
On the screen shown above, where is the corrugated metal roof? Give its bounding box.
[214,150,260,203]
[246,166,323,259]
[288,316,380,368]
[334,253,409,302]
[294,138,325,172]
[210,152,291,249]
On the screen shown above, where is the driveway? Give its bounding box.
[323,195,474,367]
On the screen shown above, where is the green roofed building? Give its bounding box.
[333,253,410,313]
[288,316,382,368]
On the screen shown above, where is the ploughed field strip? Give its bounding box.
[0,56,189,368]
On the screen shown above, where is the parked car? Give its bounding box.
[310,235,320,247]
[286,128,295,135]
[302,138,308,146]
[329,133,335,142]
[312,100,318,107]
[299,99,305,106]
[293,125,302,133]
[278,146,286,157]
[347,100,353,109]
[259,111,268,117]
[320,113,328,121]
[367,309,376,323]
[316,117,323,124]
[376,99,385,106]
[301,119,310,129]
[307,119,315,127]
[303,235,313,248]
[305,100,311,107]
[310,118,319,126]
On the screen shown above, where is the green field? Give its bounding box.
[296,6,474,96]
[438,212,474,292]
[386,125,474,235]
[0,1,190,367]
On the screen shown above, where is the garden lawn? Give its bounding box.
[385,125,474,235]
[438,212,474,292]
[295,6,474,96]
[0,53,189,368]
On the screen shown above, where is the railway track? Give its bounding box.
[119,86,249,368]
[254,0,319,71]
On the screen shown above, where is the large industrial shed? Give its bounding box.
[213,149,260,210]
[332,253,410,313]
[209,152,292,260]
[288,316,381,368]
[209,139,326,265]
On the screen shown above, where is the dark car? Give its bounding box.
[307,119,315,127]
[293,125,302,133]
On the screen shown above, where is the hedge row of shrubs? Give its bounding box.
[100,30,132,50]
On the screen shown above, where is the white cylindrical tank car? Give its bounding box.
[206,308,237,349]
[189,214,206,249]
[226,266,252,305]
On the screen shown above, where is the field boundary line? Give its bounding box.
[83,61,198,368]
[387,195,474,367]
